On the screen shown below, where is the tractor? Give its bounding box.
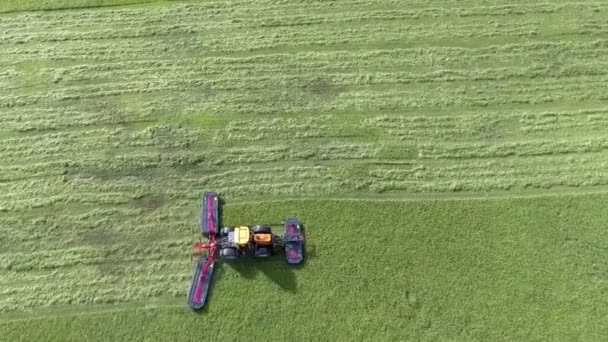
[216,225,275,259]
[187,192,305,310]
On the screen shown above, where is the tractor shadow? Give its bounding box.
[224,243,316,294]
[190,225,315,314]
[190,251,309,315]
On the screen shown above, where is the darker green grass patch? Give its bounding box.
[129,194,166,210]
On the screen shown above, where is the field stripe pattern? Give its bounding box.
[1,0,608,333]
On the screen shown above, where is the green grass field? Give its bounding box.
[1,0,608,340]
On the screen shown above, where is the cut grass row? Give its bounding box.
[1,195,607,340]
[3,106,608,149]
[3,145,608,210]
[3,104,608,142]
[0,0,164,13]
[6,41,608,75]
[2,2,603,29]
[1,2,607,62]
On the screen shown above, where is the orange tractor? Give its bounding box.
[188,192,304,310]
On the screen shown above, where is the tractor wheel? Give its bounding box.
[220,247,237,260]
[220,226,234,237]
[253,225,271,234]
[255,246,272,258]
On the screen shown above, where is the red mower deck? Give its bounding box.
[187,191,305,310]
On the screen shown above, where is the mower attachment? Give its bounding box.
[283,218,304,264]
[188,192,305,310]
[200,192,219,238]
[187,257,215,309]
[190,191,220,310]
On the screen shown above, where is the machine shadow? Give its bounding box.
[221,221,313,292]
[191,233,314,314]
[225,255,299,293]
[191,251,309,315]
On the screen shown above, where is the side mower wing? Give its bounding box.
[283,218,304,264]
[200,192,220,238]
[187,256,215,310]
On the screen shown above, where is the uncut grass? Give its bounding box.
[1,195,607,341]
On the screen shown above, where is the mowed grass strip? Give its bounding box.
[0,0,164,13]
[1,194,607,341]
[1,1,608,203]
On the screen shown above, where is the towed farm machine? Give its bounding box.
[187,192,305,310]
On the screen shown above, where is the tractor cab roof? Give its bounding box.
[229,226,250,246]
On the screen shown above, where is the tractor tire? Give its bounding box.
[220,247,237,260]
[254,246,272,258]
[220,226,234,237]
[253,225,271,234]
